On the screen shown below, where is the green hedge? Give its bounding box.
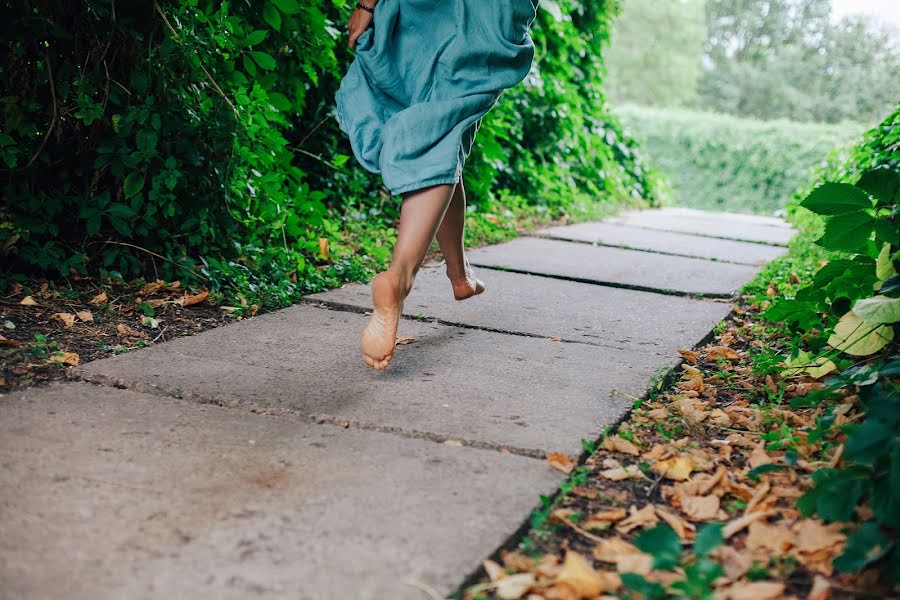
[1,0,661,308]
[616,105,861,215]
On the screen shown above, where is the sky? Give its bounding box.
[832,0,900,31]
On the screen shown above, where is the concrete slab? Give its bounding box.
[76,305,674,456]
[310,266,731,354]
[650,207,792,229]
[466,238,760,297]
[536,222,787,266]
[604,209,795,246]
[0,383,562,600]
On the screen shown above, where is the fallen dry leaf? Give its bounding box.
[396,336,416,345]
[723,510,773,539]
[716,580,784,600]
[616,505,659,534]
[139,280,164,296]
[554,551,617,598]
[711,545,754,582]
[746,520,794,555]
[89,291,108,305]
[500,551,536,572]
[75,310,93,322]
[0,336,21,348]
[651,455,694,480]
[181,290,210,307]
[49,351,79,366]
[680,493,720,521]
[807,575,831,600]
[656,506,695,539]
[496,572,535,600]
[678,348,700,363]
[600,464,645,481]
[20,295,38,306]
[748,442,773,469]
[53,313,76,328]
[593,537,641,563]
[318,237,330,260]
[116,323,149,339]
[707,345,740,360]
[602,435,641,456]
[483,559,506,582]
[547,452,576,474]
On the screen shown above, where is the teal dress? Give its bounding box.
[335,0,539,196]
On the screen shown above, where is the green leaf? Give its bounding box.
[798,468,864,522]
[620,573,666,600]
[268,92,292,111]
[801,182,873,215]
[242,54,257,76]
[242,30,268,46]
[263,4,282,30]
[123,172,145,198]
[844,419,894,465]
[635,523,681,570]
[761,299,823,330]
[272,0,301,14]
[249,51,277,70]
[693,523,723,557]
[857,168,899,207]
[876,243,897,282]
[108,203,137,219]
[853,295,900,324]
[827,310,894,356]
[815,211,876,253]
[834,522,893,573]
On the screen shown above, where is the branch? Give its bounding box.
[25,52,58,169]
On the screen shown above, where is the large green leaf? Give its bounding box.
[250,51,277,71]
[834,522,893,573]
[801,182,873,215]
[263,4,282,30]
[857,168,899,208]
[853,295,900,324]
[815,211,876,253]
[272,0,301,14]
[844,418,894,465]
[693,523,723,557]
[242,30,268,46]
[123,172,144,198]
[828,310,894,356]
[634,523,681,570]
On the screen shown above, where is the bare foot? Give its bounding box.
[361,271,405,370]
[449,264,485,301]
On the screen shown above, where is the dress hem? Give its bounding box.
[389,173,461,196]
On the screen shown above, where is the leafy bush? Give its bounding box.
[1,0,660,307]
[617,105,861,215]
[762,103,899,581]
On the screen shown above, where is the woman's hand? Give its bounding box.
[348,2,377,49]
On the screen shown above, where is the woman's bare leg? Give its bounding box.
[361,182,456,370]
[435,176,485,300]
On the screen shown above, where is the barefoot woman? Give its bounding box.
[335,0,539,369]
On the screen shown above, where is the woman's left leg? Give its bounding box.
[435,176,485,300]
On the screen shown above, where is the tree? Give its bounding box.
[605,0,706,108]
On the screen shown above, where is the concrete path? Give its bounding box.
[1,207,794,599]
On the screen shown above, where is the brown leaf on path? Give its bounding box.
[746,520,794,555]
[707,345,740,360]
[554,551,617,598]
[651,455,694,481]
[89,291,108,305]
[181,290,210,307]
[722,510,774,539]
[748,442,773,469]
[116,323,149,339]
[53,313,76,327]
[49,351,79,366]
[616,505,659,534]
[75,310,93,322]
[711,545,753,582]
[593,537,641,563]
[807,575,831,600]
[678,348,700,363]
[680,493,720,521]
[395,336,416,345]
[547,452,575,474]
[615,552,653,576]
[602,435,640,456]
[501,551,536,572]
[139,280,164,296]
[584,508,627,525]
[791,519,845,575]
[600,464,644,481]
[483,559,506,582]
[0,336,21,347]
[716,580,784,600]
[144,299,166,308]
[674,397,708,425]
[20,295,38,306]
[655,506,695,539]
[496,572,535,599]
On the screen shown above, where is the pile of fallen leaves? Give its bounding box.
[0,278,235,392]
[465,302,894,600]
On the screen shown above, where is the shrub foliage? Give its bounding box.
[617,105,860,215]
[1,0,659,306]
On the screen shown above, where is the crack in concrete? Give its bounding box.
[525,232,765,266]
[300,298,674,357]
[465,264,738,300]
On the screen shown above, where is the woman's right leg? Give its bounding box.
[361,182,457,370]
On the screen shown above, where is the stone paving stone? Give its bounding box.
[465,238,760,296]
[0,383,562,600]
[310,266,731,354]
[536,222,787,266]
[652,207,792,229]
[77,304,674,456]
[604,209,795,245]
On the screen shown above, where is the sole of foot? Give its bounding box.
[361,271,404,370]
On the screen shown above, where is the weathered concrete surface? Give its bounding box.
[0,383,562,600]
[651,207,792,229]
[536,222,787,266]
[604,209,795,246]
[466,238,760,297]
[77,305,673,455]
[309,266,731,354]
